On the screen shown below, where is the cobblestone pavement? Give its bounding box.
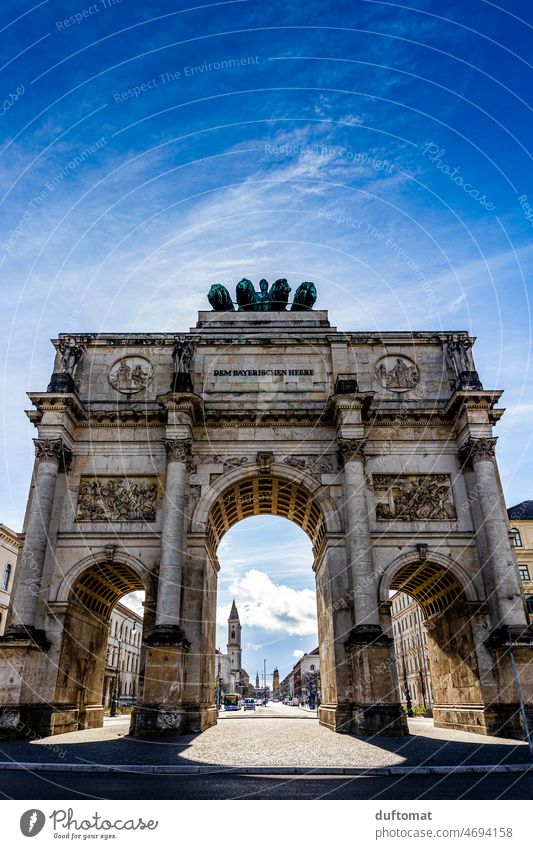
[0,703,529,768]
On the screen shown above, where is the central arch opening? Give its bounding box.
[209,474,324,723]
[207,475,326,551]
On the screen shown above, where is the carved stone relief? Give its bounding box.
[373,474,456,521]
[109,357,153,394]
[375,356,419,391]
[201,455,250,470]
[283,455,334,477]
[77,477,159,522]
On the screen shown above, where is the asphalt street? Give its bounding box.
[1,769,532,800]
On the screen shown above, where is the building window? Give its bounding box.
[2,563,12,592]
[519,565,530,581]
[527,596,533,616]
[511,528,523,547]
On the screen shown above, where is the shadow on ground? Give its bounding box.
[0,715,530,770]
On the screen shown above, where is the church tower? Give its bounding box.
[227,600,242,673]
[255,671,260,689]
[273,667,280,696]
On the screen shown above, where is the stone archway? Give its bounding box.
[2,305,532,743]
[52,558,154,735]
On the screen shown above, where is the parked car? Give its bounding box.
[243,698,256,711]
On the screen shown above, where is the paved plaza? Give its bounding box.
[0,703,529,770]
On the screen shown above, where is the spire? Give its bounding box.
[229,599,239,621]
[255,671,260,689]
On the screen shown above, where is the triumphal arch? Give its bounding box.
[1,278,532,741]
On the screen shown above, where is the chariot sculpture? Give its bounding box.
[207,278,317,311]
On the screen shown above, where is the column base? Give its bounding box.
[182,703,218,733]
[433,704,530,739]
[135,638,189,736]
[133,703,218,736]
[0,704,81,739]
[133,705,187,735]
[318,703,353,733]
[351,703,408,737]
[78,704,104,730]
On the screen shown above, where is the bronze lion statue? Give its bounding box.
[236,278,257,311]
[268,278,291,310]
[291,281,317,310]
[208,283,234,311]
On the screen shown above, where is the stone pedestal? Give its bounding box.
[134,634,189,736]
[0,638,52,739]
[346,627,408,737]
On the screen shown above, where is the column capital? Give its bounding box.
[164,438,193,469]
[458,436,497,470]
[33,438,72,471]
[336,436,367,467]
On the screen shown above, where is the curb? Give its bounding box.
[0,761,531,776]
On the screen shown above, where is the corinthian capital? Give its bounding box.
[165,438,193,469]
[34,438,72,471]
[458,436,497,470]
[336,437,367,467]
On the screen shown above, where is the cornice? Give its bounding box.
[26,391,88,425]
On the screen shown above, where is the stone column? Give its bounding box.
[337,437,379,629]
[134,437,192,736]
[154,438,192,636]
[336,437,407,736]
[459,437,525,628]
[10,438,70,636]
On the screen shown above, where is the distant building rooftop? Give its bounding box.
[508,501,533,521]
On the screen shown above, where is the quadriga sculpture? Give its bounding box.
[291,281,317,311]
[207,283,234,311]
[207,278,317,311]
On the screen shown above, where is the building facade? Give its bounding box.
[0,526,21,636]
[391,592,433,712]
[103,602,143,708]
[1,291,532,741]
[293,648,320,705]
[508,501,533,623]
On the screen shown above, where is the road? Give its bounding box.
[218,700,317,719]
[1,769,532,800]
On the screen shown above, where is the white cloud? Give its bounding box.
[293,649,305,658]
[119,590,145,616]
[218,569,317,636]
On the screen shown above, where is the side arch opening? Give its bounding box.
[54,560,149,731]
[388,559,485,732]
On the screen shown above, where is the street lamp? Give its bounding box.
[109,639,125,717]
[399,633,413,718]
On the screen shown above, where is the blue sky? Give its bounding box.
[1,1,532,680]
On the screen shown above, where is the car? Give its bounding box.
[243,698,256,711]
